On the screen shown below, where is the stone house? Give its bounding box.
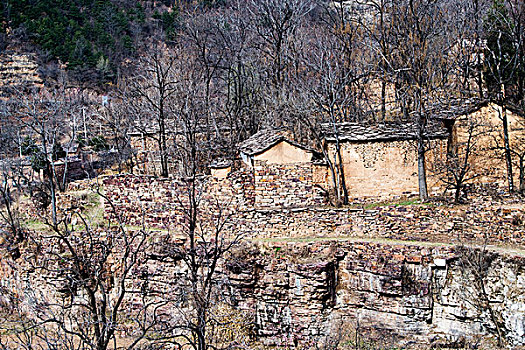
[440,101,525,189]
[231,102,525,204]
[320,122,449,199]
[238,129,327,209]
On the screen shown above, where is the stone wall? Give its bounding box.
[253,160,326,209]
[87,174,525,347]
[102,169,329,232]
[237,196,525,247]
[102,174,525,247]
[102,172,254,232]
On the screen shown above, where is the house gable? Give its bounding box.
[253,140,312,164]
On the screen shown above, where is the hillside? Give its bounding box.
[0,0,524,349]
[0,0,194,84]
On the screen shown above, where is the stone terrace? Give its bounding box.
[100,174,525,249]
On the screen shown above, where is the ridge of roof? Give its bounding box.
[238,128,314,156]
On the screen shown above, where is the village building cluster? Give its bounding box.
[127,101,525,207]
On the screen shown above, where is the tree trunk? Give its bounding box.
[197,307,207,350]
[520,154,525,193]
[335,143,349,205]
[326,153,340,206]
[454,185,461,204]
[159,127,169,178]
[45,147,58,225]
[418,138,428,201]
[475,0,484,100]
[381,79,386,121]
[502,105,514,192]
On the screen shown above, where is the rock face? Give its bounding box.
[227,241,525,348]
[2,229,523,348]
[11,177,525,347]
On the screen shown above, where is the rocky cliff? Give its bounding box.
[5,177,525,348]
[226,241,525,348]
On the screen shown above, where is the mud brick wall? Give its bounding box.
[253,161,327,209]
[455,104,525,187]
[327,139,447,200]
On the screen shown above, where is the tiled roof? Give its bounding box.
[428,98,488,120]
[238,128,313,156]
[210,158,232,169]
[321,122,449,142]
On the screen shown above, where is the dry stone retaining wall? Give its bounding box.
[102,171,254,232]
[102,175,525,247]
[253,161,326,209]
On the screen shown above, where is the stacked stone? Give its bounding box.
[100,173,525,248]
[253,161,326,210]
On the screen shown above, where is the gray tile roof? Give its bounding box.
[321,122,449,142]
[210,158,232,169]
[238,128,314,156]
[428,98,488,120]
[239,121,450,158]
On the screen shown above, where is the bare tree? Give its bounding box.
[483,0,525,192]
[355,0,396,121]
[248,0,313,90]
[438,116,485,203]
[184,5,262,157]
[1,87,82,225]
[490,107,525,192]
[0,187,171,350]
[99,97,137,174]
[301,32,363,205]
[457,241,508,347]
[126,46,179,177]
[385,0,459,201]
[0,159,26,260]
[248,0,314,128]
[117,41,248,349]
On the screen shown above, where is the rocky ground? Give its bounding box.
[347,188,525,253]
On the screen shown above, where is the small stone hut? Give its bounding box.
[239,129,327,209]
[320,122,449,199]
